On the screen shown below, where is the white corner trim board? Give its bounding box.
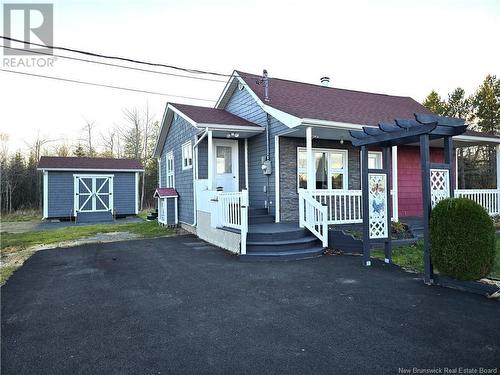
[135,172,139,214]
[43,171,48,218]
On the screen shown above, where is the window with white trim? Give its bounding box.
[182,141,193,170]
[368,151,383,169]
[166,151,175,188]
[297,148,348,190]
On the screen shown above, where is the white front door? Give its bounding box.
[213,139,239,192]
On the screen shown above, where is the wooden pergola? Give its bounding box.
[350,113,466,284]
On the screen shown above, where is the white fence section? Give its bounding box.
[310,189,363,224]
[455,189,500,216]
[298,189,328,247]
[214,190,249,254]
[430,169,450,208]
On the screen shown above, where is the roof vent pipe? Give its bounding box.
[263,69,270,102]
[320,76,330,87]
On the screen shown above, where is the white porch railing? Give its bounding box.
[310,189,363,224]
[455,189,500,216]
[215,190,249,254]
[298,189,328,247]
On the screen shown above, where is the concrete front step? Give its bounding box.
[240,247,324,262]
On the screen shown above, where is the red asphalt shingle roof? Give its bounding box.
[38,156,143,170]
[154,187,178,198]
[171,103,259,127]
[236,71,434,126]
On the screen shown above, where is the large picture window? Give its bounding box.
[297,148,348,190]
[166,151,175,188]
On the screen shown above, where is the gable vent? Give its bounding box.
[320,76,330,87]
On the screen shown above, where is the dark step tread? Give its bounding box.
[247,223,302,234]
[247,236,319,246]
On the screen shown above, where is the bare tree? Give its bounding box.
[101,128,117,158]
[121,108,142,160]
[53,142,71,157]
[81,118,96,157]
[24,130,52,163]
[141,103,153,210]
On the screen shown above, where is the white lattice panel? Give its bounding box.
[430,169,450,208]
[368,173,388,239]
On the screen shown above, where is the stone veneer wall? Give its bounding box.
[279,137,361,222]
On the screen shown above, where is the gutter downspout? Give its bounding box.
[191,128,209,226]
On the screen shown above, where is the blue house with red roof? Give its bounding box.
[153,70,500,260]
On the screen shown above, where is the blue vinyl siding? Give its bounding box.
[224,87,288,214]
[197,138,208,180]
[46,171,137,218]
[159,114,198,224]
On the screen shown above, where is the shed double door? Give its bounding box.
[74,175,114,214]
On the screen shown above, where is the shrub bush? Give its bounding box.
[430,197,496,280]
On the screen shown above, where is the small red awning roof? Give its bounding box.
[154,188,178,198]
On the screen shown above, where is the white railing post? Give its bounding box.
[321,205,328,247]
[299,188,305,228]
[240,189,248,255]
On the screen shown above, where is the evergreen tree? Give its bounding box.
[423,90,446,115]
[73,144,86,157]
[473,74,500,134]
[444,87,474,121]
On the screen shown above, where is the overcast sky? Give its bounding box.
[1,0,499,153]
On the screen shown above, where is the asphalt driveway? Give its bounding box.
[1,235,499,374]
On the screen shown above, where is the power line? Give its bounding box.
[0,36,262,81]
[2,44,233,84]
[0,68,216,102]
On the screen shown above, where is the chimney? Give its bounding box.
[320,76,330,87]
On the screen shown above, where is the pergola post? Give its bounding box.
[361,145,370,266]
[420,134,433,284]
[444,136,454,196]
[306,126,314,191]
[383,146,392,263]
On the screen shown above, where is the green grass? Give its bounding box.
[1,209,42,222]
[0,265,19,285]
[372,241,425,273]
[372,233,500,279]
[1,219,173,250]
